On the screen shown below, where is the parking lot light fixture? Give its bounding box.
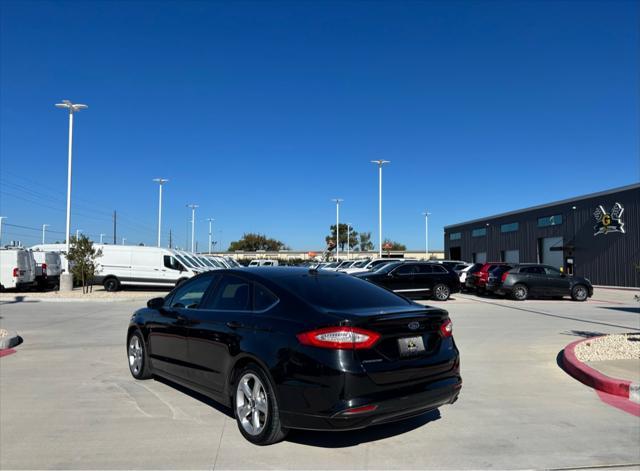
[370,160,390,258]
[42,224,50,244]
[153,178,169,247]
[331,199,343,261]
[422,211,431,260]
[186,204,199,252]
[206,218,215,254]
[55,100,87,277]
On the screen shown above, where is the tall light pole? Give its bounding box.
[75,229,82,239]
[331,198,343,261]
[153,178,169,247]
[346,222,352,260]
[186,204,198,252]
[206,218,215,254]
[100,233,106,244]
[0,216,6,246]
[42,224,50,244]
[422,211,431,260]
[55,100,87,288]
[370,160,390,258]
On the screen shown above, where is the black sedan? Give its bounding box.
[497,264,593,301]
[355,262,461,301]
[127,268,461,445]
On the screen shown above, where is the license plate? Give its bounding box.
[398,336,426,357]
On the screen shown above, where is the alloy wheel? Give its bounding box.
[128,335,143,376]
[236,373,268,436]
[435,284,450,301]
[574,286,587,301]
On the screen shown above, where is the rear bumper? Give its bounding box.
[279,376,461,431]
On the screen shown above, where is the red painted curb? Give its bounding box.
[0,348,16,358]
[562,337,632,399]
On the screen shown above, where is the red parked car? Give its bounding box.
[464,262,509,294]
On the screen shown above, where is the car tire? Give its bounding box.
[571,284,589,302]
[103,277,120,292]
[512,284,528,301]
[433,283,451,301]
[476,287,486,296]
[233,364,288,446]
[127,330,152,379]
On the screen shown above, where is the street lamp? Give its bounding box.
[422,211,431,260]
[370,160,390,258]
[55,99,87,290]
[346,222,352,260]
[0,216,6,246]
[153,178,169,247]
[186,204,199,252]
[42,224,50,244]
[331,198,343,261]
[206,218,215,254]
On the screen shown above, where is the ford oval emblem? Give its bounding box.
[408,321,420,330]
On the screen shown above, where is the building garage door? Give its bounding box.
[502,250,520,263]
[539,237,563,269]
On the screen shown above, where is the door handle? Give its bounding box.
[226,321,243,329]
[176,314,189,323]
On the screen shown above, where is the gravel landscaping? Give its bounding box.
[575,333,640,362]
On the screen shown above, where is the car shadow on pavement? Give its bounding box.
[153,376,234,419]
[560,330,607,338]
[286,409,441,448]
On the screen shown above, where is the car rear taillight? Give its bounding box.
[42,263,47,271]
[501,271,509,282]
[12,267,19,277]
[439,319,453,338]
[297,326,380,350]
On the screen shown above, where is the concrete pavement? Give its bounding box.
[1,293,639,469]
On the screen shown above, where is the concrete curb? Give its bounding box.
[562,336,639,404]
[0,331,21,350]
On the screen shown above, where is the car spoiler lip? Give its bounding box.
[323,305,449,322]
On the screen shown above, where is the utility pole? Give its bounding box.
[206,218,215,254]
[331,198,343,261]
[169,229,173,249]
[113,210,117,244]
[370,160,390,258]
[42,224,49,244]
[153,178,169,247]
[422,211,431,260]
[55,99,88,290]
[186,204,198,252]
[0,216,6,247]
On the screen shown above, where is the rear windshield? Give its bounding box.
[282,273,410,310]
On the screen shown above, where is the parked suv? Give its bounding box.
[485,264,515,295]
[465,262,509,294]
[356,261,460,300]
[497,264,593,301]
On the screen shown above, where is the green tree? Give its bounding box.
[359,231,374,251]
[67,235,103,294]
[228,233,288,251]
[382,239,406,251]
[325,224,358,252]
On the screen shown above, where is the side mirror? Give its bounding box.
[147,297,165,310]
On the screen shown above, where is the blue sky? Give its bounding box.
[1,0,638,251]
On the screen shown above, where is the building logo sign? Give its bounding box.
[593,202,625,236]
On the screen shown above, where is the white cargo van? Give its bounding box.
[31,244,201,291]
[32,251,62,289]
[0,248,36,291]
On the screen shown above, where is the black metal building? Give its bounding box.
[444,183,640,287]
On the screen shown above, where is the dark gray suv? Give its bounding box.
[495,264,593,301]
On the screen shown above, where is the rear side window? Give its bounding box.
[520,266,545,275]
[204,275,251,311]
[417,264,434,274]
[254,283,279,311]
[283,274,410,310]
[395,264,417,275]
[431,265,448,273]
